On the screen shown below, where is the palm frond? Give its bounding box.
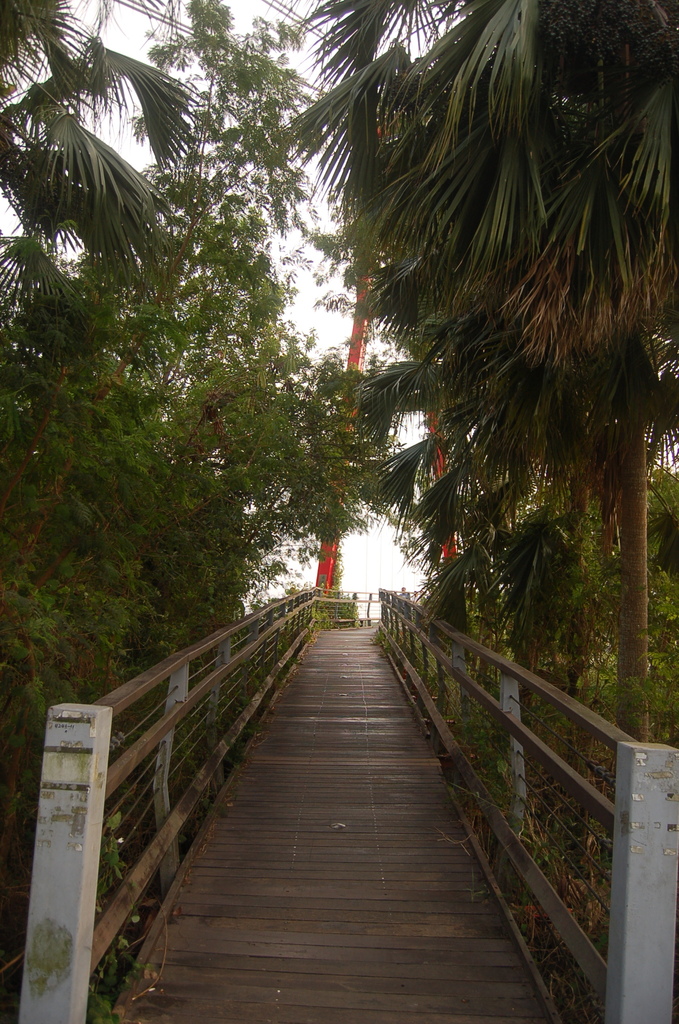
[41,111,167,272]
[86,42,192,165]
[649,504,679,575]
[308,0,440,85]
[415,454,477,543]
[296,43,410,200]
[359,353,445,438]
[494,507,569,634]
[424,539,493,616]
[0,234,74,302]
[649,484,679,575]
[379,435,438,520]
[418,0,541,142]
[0,0,81,87]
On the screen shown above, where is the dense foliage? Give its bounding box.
[0,2,389,998]
[299,0,679,736]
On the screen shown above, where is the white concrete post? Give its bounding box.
[153,662,189,895]
[605,742,679,1024]
[20,703,112,1024]
[500,673,526,826]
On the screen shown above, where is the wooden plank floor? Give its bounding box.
[131,629,550,1024]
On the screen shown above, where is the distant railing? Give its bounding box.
[379,589,679,1024]
[20,589,318,1024]
[313,589,380,627]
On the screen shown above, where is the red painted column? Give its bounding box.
[315,279,370,591]
[428,414,457,559]
[315,542,338,590]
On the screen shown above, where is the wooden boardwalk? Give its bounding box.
[130,629,552,1024]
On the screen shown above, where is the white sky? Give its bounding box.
[99,0,425,596]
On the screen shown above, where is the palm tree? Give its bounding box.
[300,0,679,356]
[299,0,679,733]
[358,312,679,730]
[0,0,192,298]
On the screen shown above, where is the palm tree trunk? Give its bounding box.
[617,422,648,736]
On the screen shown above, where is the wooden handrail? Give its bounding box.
[99,588,316,716]
[380,589,633,749]
[380,627,608,1000]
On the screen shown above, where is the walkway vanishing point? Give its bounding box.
[128,628,554,1024]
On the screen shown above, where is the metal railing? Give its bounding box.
[19,587,679,1024]
[379,589,679,1024]
[20,588,318,1024]
[313,589,381,626]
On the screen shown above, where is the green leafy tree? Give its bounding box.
[0,2,391,977]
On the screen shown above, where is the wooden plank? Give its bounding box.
[169,902,497,921]
[155,916,502,938]
[159,950,523,977]
[129,629,555,1024]
[141,969,544,1014]
[169,894,494,914]
[131,997,545,1024]
[159,960,528,989]
[92,630,309,969]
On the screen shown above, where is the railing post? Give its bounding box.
[451,640,470,723]
[244,613,261,694]
[208,638,231,790]
[500,672,526,826]
[407,606,417,663]
[421,636,429,684]
[605,742,679,1024]
[20,704,112,1024]
[153,662,188,896]
[248,613,260,645]
[429,623,447,713]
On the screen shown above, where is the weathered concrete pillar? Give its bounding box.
[20,703,112,1024]
[605,742,679,1024]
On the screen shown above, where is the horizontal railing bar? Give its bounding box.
[435,620,632,751]
[391,606,614,830]
[105,603,308,797]
[380,626,607,1001]
[91,625,311,970]
[99,590,316,716]
[381,590,631,750]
